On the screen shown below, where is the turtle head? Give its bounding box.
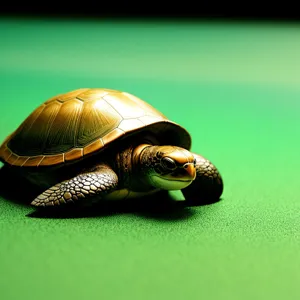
[138,145,196,190]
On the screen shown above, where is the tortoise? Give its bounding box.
[0,88,223,208]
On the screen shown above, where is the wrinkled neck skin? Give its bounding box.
[115,134,160,192]
[131,144,161,192]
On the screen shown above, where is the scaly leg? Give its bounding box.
[31,165,118,208]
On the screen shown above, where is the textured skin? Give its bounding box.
[182,153,223,203]
[31,166,118,207]
[0,88,191,167]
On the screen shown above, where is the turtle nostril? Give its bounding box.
[182,163,196,180]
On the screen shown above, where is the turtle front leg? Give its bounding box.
[181,153,223,204]
[31,165,118,208]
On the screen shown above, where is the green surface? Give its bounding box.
[1,18,300,300]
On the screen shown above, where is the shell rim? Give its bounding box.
[0,120,192,168]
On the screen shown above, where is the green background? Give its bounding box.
[0,17,300,300]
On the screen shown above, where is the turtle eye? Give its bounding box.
[161,157,177,170]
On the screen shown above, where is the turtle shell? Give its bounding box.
[0,88,191,167]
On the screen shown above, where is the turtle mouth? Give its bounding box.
[161,178,191,182]
[150,175,193,190]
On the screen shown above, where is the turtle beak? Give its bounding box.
[183,163,196,181]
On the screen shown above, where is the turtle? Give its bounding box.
[0,88,223,209]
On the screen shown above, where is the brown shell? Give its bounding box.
[0,88,191,167]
